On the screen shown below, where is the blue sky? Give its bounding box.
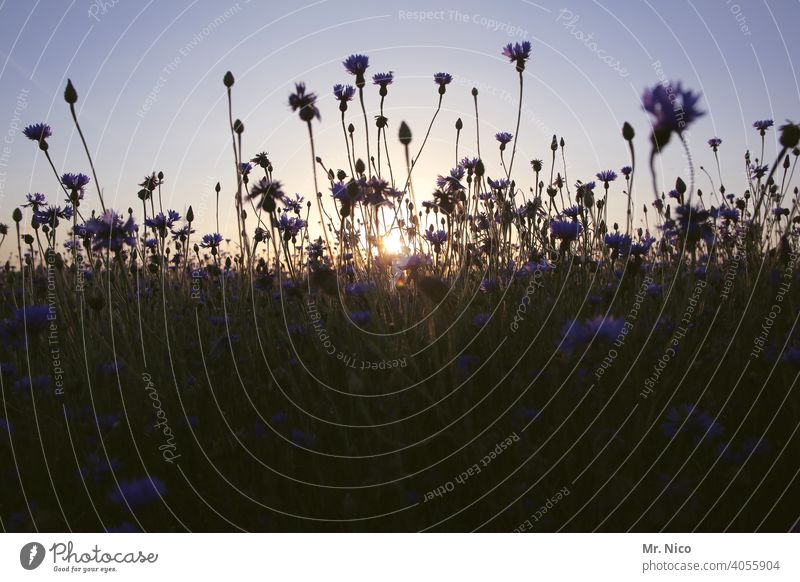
[1,0,798,238]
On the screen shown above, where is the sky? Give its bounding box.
[0,0,798,241]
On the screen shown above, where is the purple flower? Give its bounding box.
[343,54,369,76]
[109,477,166,508]
[630,236,655,256]
[460,157,479,171]
[708,137,722,148]
[333,84,356,102]
[473,313,491,328]
[642,81,704,135]
[61,172,90,191]
[502,41,532,71]
[562,205,582,219]
[350,311,371,326]
[239,162,252,176]
[23,123,52,142]
[660,403,724,445]
[282,193,304,213]
[277,214,306,239]
[23,192,47,210]
[495,131,513,145]
[753,119,773,132]
[488,177,509,191]
[620,166,632,178]
[424,229,448,252]
[549,219,582,241]
[83,210,137,252]
[604,232,631,252]
[749,163,769,179]
[200,232,223,249]
[596,169,617,183]
[288,82,320,122]
[433,72,452,86]
[372,71,394,86]
[559,316,624,355]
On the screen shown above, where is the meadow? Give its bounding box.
[1,41,798,532]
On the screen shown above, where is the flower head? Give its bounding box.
[433,72,452,86]
[549,219,582,241]
[596,169,617,184]
[343,54,369,77]
[23,123,52,143]
[288,82,320,122]
[621,166,632,178]
[62,172,91,191]
[495,131,513,145]
[642,81,704,136]
[333,84,356,103]
[708,137,722,149]
[200,232,223,249]
[372,71,394,86]
[502,41,532,71]
[753,119,773,132]
[83,210,137,252]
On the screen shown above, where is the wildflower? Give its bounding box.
[23,192,47,210]
[436,167,465,193]
[34,205,73,228]
[488,177,509,191]
[333,84,356,103]
[171,224,195,241]
[749,163,769,179]
[642,81,704,144]
[109,477,166,508]
[0,223,7,236]
[502,40,532,72]
[249,178,286,212]
[22,122,52,143]
[549,219,582,242]
[424,229,448,252]
[83,210,137,252]
[239,162,252,176]
[139,172,162,191]
[433,72,452,94]
[604,232,631,252]
[495,131,513,145]
[145,210,180,235]
[621,166,632,178]
[277,213,307,240]
[531,159,543,172]
[708,137,722,149]
[719,207,739,222]
[753,119,773,134]
[288,82,320,122]
[350,311,371,326]
[630,236,655,256]
[282,193,304,213]
[559,316,624,355]
[473,313,491,328]
[460,157,479,171]
[200,232,223,249]
[372,71,394,87]
[596,169,617,184]
[62,172,91,191]
[343,54,369,77]
[251,152,271,168]
[562,205,583,219]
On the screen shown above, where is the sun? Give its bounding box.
[381,230,405,255]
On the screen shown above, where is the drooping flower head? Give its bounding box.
[288,82,320,122]
[502,41,532,72]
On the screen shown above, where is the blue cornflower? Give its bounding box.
[719,207,739,222]
[642,81,704,135]
[562,205,583,219]
[83,210,137,252]
[502,40,532,71]
[23,192,47,210]
[424,229,448,252]
[460,157,479,171]
[282,193,304,213]
[350,311,371,326]
[333,84,356,102]
[621,166,632,178]
[708,137,722,149]
[433,72,452,86]
[488,177,509,191]
[753,119,773,133]
[667,189,681,200]
[559,316,624,355]
[604,232,631,252]
[630,236,655,256]
[549,219,582,241]
[596,169,618,184]
[23,123,52,142]
[372,71,394,86]
[288,82,320,122]
[109,477,166,508]
[61,172,90,191]
[145,211,179,233]
[343,54,369,76]
[171,224,195,241]
[436,167,465,193]
[495,131,513,145]
[277,214,306,240]
[200,232,223,249]
[749,163,769,179]
[660,403,724,445]
[239,162,252,176]
[34,205,73,227]
[473,313,491,328]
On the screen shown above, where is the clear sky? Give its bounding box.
[1,0,798,239]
